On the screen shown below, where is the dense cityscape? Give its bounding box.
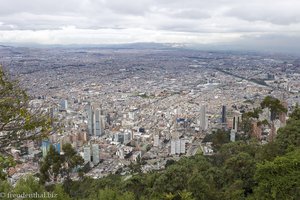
[1,44,299,185]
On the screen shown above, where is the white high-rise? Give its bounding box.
[170,138,186,155]
[153,135,160,147]
[83,146,91,163]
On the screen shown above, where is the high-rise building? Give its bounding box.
[92,144,100,165]
[230,130,236,142]
[153,135,160,147]
[180,139,186,154]
[170,140,176,155]
[232,115,240,132]
[221,105,226,124]
[83,146,91,163]
[170,139,186,155]
[200,105,207,130]
[99,115,106,136]
[59,99,68,111]
[86,104,105,137]
[86,103,94,136]
[94,109,101,137]
[42,140,50,158]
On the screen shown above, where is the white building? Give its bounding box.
[170,139,186,155]
[153,135,160,147]
[83,146,91,163]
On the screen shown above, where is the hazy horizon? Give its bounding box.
[1,0,300,53]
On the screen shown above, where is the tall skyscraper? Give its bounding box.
[99,114,106,136]
[221,105,227,123]
[86,104,105,137]
[94,109,101,137]
[83,146,91,163]
[87,103,94,136]
[232,114,240,132]
[200,105,207,130]
[92,144,100,165]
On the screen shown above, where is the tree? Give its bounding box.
[61,143,84,181]
[97,188,135,200]
[289,104,300,121]
[202,129,230,151]
[178,190,195,200]
[0,65,52,151]
[253,149,300,199]
[40,144,83,185]
[13,174,46,200]
[0,154,15,180]
[0,180,12,200]
[275,119,300,153]
[39,145,62,184]
[53,184,72,200]
[260,96,287,121]
[224,152,256,196]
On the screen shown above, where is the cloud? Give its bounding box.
[0,0,299,51]
[225,1,300,25]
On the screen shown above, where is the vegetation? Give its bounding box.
[39,143,84,184]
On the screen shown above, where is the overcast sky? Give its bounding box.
[0,0,300,51]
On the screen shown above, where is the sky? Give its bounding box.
[0,0,300,51]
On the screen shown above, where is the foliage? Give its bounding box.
[0,155,15,180]
[39,143,83,184]
[0,180,12,200]
[261,96,287,120]
[203,129,230,151]
[40,145,62,183]
[13,175,46,200]
[53,184,72,200]
[0,65,53,151]
[252,149,300,200]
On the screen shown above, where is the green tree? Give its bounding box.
[0,180,12,200]
[13,174,46,200]
[39,145,62,184]
[178,190,195,200]
[261,96,287,121]
[0,154,15,180]
[53,184,72,200]
[253,149,300,200]
[61,143,84,180]
[276,119,300,153]
[40,143,83,185]
[163,192,176,200]
[289,104,300,121]
[224,152,256,196]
